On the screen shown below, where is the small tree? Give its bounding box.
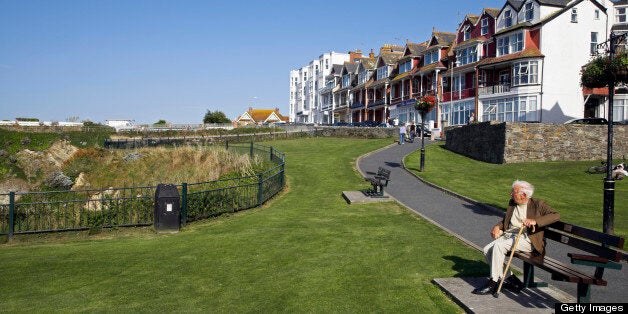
[203,110,231,124]
[154,120,167,126]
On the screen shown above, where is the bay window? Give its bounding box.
[512,61,538,86]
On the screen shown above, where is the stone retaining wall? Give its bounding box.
[445,122,628,163]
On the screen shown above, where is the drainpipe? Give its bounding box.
[540,58,544,122]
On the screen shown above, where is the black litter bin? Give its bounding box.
[154,184,181,232]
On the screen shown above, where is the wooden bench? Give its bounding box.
[512,221,624,303]
[364,167,391,197]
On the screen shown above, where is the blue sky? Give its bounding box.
[0,0,502,124]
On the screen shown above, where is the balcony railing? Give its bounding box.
[368,99,386,108]
[442,88,476,102]
[478,84,511,96]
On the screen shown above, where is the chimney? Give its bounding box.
[349,50,363,62]
[369,49,375,58]
[248,107,253,113]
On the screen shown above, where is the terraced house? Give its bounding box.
[289,0,626,127]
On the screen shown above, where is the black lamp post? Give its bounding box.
[596,31,627,235]
[419,109,427,172]
[415,96,435,172]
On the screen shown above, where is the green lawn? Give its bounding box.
[1,138,482,313]
[405,143,627,238]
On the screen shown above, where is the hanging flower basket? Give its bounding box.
[581,52,628,88]
[414,95,437,114]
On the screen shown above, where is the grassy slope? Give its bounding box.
[405,143,627,238]
[0,138,482,313]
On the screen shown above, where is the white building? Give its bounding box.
[289,51,351,124]
[105,119,135,131]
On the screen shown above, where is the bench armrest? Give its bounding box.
[568,253,623,270]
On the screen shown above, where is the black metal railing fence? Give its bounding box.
[1,141,285,237]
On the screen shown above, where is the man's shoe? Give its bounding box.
[504,275,524,293]
[472,279,497,295]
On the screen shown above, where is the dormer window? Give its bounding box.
[342,74,351,87]
[505,10,513,27]
[481,18,489,35]
[399,60,412,74]
[424,50,439,65]
[617,7,627,23]
[524,3,534,21]
[358,70,370,84]
[571,8,578,23]
[463,25,471,41]
[377,66,388,80]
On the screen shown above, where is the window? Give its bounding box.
[478,70,487,87]
[617,7,627,23]
[456,46,478,66]
[595,9,600,20]
[424,50,439,65]
[463,25,471,41]
[481,18,489,35]
[499,70,510,85]
[454,75,465,92]
[342,74,351,88]
[505,10,513,27]
[358,70,370,84]
[591,32,598,55]
[571,8,578,23]
[482,95,538,122]
[399,60,412,73]
[613,99,627,123]
[512,61,538,86]
[497,32,523,56]
[377,67,388,80]
[325,59,329,69]
[525,3,534,21]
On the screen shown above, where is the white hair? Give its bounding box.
[513,180,534,198]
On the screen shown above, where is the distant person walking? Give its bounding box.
[399,123,407,145]
[409,121,416,142]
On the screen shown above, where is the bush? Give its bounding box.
[45,171,73,190]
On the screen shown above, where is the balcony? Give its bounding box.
[442,88,476,102]
[478,84,511,96]
[368,99,386,108]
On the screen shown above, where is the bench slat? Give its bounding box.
[544,229,623,262]
[549,221,624,249]
[514,252,606,285]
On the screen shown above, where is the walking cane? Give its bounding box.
[493,225,532,298]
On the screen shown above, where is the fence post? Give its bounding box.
[250,141,254,157]
[270,147,274,162]
[257,173,264,205]
[8,192,15,238]
[181,183,188,226]
[225,139,229,150]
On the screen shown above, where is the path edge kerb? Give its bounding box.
[355,141,505,219]
[400,151,506,218]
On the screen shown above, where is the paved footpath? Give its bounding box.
[357,139,627,308]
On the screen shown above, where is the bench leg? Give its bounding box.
[522,262,548,288]
[576,283,591,303]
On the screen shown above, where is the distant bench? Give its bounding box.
[364,167,391,198]
[512,221,624,303]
